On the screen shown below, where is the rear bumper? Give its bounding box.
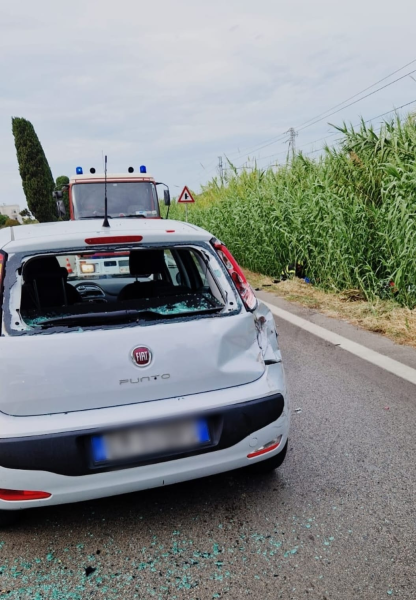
[0,393,284,477]
[0,411,289,510]
[0,362,289,510]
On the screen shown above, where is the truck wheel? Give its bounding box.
[246,440,288,475]
[0,511,20,528]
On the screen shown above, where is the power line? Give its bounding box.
[297,57,416,130]
[250,148,289,164]
[200,158,218,171]
[299,97,416,154]
[358,97,416,124]
[232,142,290,170]
[208,58,416,167]
[296,130,341,149]
[225,131,289,161]
[224,63,416,167]
[234,98,416,168]
[297,67,416,132]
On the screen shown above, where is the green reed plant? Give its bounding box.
[169,115,416,307]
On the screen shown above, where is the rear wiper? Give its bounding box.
[79,215,112,220]
[37,306,223,328]
[38,310,142,328]
[137,306,224,319]
[121,214,146,218]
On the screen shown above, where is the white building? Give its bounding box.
[0,204,22,223]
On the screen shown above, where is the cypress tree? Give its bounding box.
[12,117,56,222]
[55,175,70,220]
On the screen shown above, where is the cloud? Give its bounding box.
[1,0,416,204]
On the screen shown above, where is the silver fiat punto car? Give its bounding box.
[0,218,290,526]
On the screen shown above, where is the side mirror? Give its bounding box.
[52,190,63,199]
[164,189,171,206]
[56,200,66,218]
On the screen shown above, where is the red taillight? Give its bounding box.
[211,239,257,311]
[247,437,282,459]
[0,252,6,334]
[0,489,51,501]
[0,252,4,289]
[85,236,143,245]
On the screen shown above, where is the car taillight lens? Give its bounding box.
[0,251,6,334]
[0,489,51,501]
[211,238,258,311]
[247,436,282,459]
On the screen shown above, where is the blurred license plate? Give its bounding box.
[91,419,210,464]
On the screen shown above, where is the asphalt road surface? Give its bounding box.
[1,304,415,599]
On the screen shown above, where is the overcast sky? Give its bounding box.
[1,0,416,208]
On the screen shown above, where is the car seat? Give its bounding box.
[118,249,174,301]
[21,256,82,311]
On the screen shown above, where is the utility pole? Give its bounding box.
[218,156,224,182]
[287,128,298,162]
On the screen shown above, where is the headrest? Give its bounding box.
[129,250,166,276]
[24,257,68,283]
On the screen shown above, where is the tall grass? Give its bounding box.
[169,116,416,307]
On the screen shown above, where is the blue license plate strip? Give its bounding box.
[91,418,211,464]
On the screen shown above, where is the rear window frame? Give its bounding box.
[2,241,242,337]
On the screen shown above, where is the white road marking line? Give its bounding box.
[263,301,416,386]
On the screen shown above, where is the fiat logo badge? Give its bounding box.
[131,346,152,367]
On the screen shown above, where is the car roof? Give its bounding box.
[0,219,212,253]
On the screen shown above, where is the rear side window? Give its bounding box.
[17,246,225,331]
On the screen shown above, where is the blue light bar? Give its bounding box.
[140,165,147,174]
[76,166,83,175]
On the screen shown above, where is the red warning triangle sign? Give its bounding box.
[177,186,195,203]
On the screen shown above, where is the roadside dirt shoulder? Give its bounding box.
[245,269,416,349]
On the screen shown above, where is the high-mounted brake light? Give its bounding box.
[0,489,51,501]
[211,238,257,311]
[85,236,143,245]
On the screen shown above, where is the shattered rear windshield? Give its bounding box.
[18,247,225,331]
